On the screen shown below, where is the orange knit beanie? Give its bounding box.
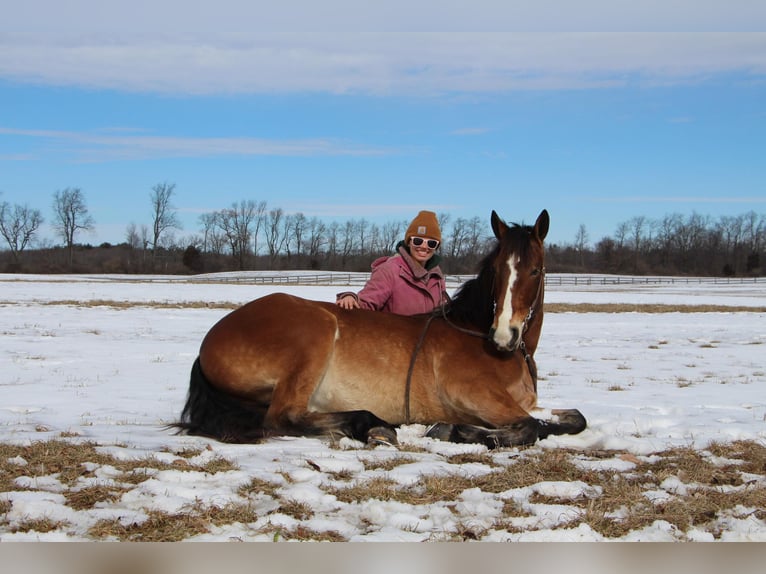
[405,210,441,243]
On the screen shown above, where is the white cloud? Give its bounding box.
[1,30,765,95]
[0,127,393,162]
[593,195,766,204]
[4,1,766,36]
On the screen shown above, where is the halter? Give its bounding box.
[521,266,546,336]
[403,267,545,423]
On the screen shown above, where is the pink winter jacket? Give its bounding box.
[338,246,447,316]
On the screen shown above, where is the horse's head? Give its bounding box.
[488,209,548,352]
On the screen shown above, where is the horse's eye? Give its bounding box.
[531,268,541,277]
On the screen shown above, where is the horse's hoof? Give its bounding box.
[367,426,398,447]
[425,422,454,442]
[551,409,588,434]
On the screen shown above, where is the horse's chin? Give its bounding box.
[491,338,521,354]
[490,326,522,353]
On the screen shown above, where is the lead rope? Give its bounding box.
[404,313,436,424]
[403,289,458,423]
[404,303,489,424]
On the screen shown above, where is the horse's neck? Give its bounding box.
[447,276,495,331]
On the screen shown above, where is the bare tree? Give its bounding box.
[197,213,216,254]
[437,212,451,241]
[264,208,288,267]
[654,213,682,270]
[446,217,470,258]
[574,224,589,268]
[290,212,308,258]
[742,210,765,254]
[355,219,371,256]
[150,182,181,264]
[305,216,327,261]
[0,200,44,266]
[325,221,340,266]
[380,220,404,253]
[338,220,355,267]
[368,223,383,254]
[215,200,264,270]
[628,216,650,272]
[140,224,151,251]
[614,221,629,250]
[198,212,227,255]
[125,223,142,249]
[673,212,709,268]
[628,216,647,252]
[250,201,267,258]
[51,187,95,267]
[282,213,297,263]
[464,216,486,258]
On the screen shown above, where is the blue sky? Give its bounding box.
[1,2,765,248]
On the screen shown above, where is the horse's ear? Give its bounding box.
[491,210,508,239]
[535,209,550,241]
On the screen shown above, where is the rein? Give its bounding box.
[403,314,436,424]
[403,269,545,423]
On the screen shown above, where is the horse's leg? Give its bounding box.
[426,419,540,448]
[424,361,543,447]
[268,409,398,445]
[262,317,398,445]
[426,409,587,448]
[266,387,399,445]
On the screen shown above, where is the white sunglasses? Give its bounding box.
[411,237,440,249]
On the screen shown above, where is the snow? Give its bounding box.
[1,272,765,543]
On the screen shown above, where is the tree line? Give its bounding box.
[1,184,764,277]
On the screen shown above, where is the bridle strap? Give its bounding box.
[519,268,545,392]
[404,313,436,424]
[521,267,546,336]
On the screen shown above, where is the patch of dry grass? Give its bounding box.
[89,509,211,542]
[3,438,766,541]
[65,484,130,511]
[40,299,238,310]
[361,454,417,472]
[10,517,71,534]
[272,525,347,542]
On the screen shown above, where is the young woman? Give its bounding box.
[336,210,447,316]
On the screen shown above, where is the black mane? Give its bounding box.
[446,222,535,330]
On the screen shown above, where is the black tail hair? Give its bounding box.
[172,357,268,443]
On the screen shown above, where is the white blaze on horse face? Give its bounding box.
[493,252,520,349]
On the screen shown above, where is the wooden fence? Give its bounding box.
[191,273,765,288]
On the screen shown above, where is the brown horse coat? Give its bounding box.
[177,210,586,448]
[200,294,537,425]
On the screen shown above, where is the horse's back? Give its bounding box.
[198,292,427,418]
[199,293,340,396]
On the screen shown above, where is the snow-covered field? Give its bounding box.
[1,273,765,543]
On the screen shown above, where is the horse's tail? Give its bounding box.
[173,357,268,443]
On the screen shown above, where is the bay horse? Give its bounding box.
[175,209,586,448]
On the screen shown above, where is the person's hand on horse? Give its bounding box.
[337,295,360,310]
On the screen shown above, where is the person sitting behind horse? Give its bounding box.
[336,210,448,316]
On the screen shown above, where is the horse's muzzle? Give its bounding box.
[489,325,521,352]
